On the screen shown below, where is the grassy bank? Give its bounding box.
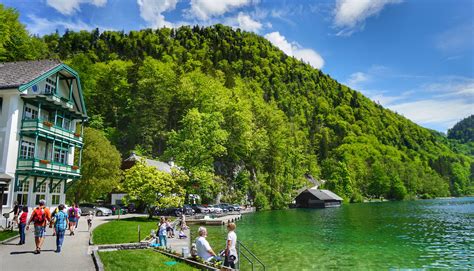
[99,249,198,271]
[0,230,18,242]
[93,217,158,244]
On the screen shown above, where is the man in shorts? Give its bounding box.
[26,199,51,254]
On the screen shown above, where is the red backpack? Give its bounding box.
[33,207,46,223]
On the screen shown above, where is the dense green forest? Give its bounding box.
[448,115,473,144]
[1,4,472,208]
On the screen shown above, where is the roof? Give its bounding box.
[124,153,172,173]
[0,60,62,89]
[298,189,343,201]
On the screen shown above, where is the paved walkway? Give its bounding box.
[0,214,145,271]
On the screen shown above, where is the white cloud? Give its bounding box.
[137,0,179,28]
[264,31,324,69]
[46,0,107,15]
[188,0,254,20]
[347,72,369,87]
[436,24,474,52]
[333,0,401,36]
[236,12,262,32]
[26,14,108,35]
[389,99,473,130]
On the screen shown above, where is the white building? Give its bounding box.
[0,60,87,213]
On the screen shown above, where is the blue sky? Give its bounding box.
[3,0,473,132]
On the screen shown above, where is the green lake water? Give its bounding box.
[191,197,473,270]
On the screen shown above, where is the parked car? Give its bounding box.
[216,203,234,212]
[209,204,223,214]
[190,204,210,213]
[102,204,128,215]
[155,207,183,217]
[232,204,241,211]
[79,203,113,216]
[183,205,196,216]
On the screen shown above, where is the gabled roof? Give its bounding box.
[297,188,343,201]
[0,60,61,89]
[124,153,173,173]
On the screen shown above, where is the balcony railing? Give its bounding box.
[16,158,81,178]
[21,118,83,145]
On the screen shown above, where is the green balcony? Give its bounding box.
[21,118,83,146]
[16,158,81,179]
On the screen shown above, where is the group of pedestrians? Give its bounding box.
[11,200,89,254]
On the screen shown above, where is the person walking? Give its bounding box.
[9,201,20,229]
[87,211,94,232]
[68,204,79,235]
[52,204,69,253]
[50,206,59,236]
[223,223,238,270]
[158,217,168,248]
[17,206,28,245]
[26,199,51,254]
[75,204,81,229]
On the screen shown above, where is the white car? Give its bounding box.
[209,205,223,214]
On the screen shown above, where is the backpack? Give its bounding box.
[33,208,46,224]
[70,207,76,217]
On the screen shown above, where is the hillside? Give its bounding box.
[448,115,474,144]
[1,4,472,206]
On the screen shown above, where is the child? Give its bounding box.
[166,217,174,238]
[178,229,187,239]
[18,206,28,245]
[87,211,93,232]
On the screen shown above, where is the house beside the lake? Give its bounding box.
[294,177,343,208]
[110,152,175,204]
[0,60,87,213]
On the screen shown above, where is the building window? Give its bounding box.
[63,118,71,130]
[37,182,47,193]
[51,195,60,205]
[53,148,68,164]
[18,181,30,192]
[24,105,38,120]
[1,185,8,206]
[16,193,28,206]
[35,194,45,205]
[45,77,56,94]
[51,182,61,193]
[20,141,35,159]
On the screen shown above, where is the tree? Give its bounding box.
[67,127,122,203]
[122,161,186,218]
[0,4,47,61]
[165,108,228,202]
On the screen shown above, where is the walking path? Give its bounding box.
[0,214,145,271]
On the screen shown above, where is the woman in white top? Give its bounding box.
[224,223,238,270]
[158,216,168,248]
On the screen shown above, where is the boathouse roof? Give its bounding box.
[306,189,343,201]
[0,60,61,89]
[123,152,173,173]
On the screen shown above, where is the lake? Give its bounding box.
[193,197,473,270]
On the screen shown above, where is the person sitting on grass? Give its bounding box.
[178,228,187,239]
[195,226,219,262]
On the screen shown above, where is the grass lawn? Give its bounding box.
[93,217,159,245]
[0,230,19,241]
[99,249,198,271]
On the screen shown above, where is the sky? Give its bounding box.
[3,0,473,133]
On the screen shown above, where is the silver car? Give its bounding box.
[79,203,113,216]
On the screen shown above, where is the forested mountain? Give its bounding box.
[448,115,473,144]
[1,4,472,208]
